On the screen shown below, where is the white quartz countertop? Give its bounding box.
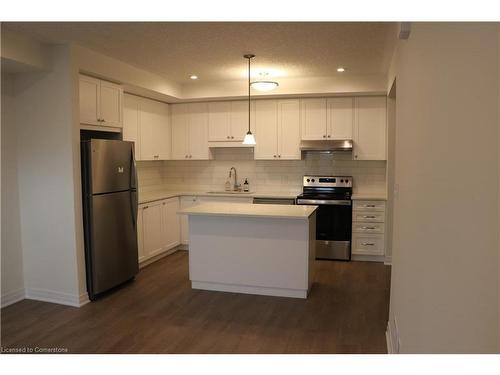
[139,190,300,204]
[178,202,318,220]
[351,193,387,200]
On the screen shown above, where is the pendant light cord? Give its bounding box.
[248,55,251,133]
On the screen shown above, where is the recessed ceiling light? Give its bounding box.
[337,67,345,73]
[190,75,198,80]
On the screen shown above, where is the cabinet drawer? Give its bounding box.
[353,200,386,211]
[353,211,385,223]
[352,234,385,256]
[352,222,385,234]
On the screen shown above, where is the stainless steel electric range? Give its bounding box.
[296,176,352,261]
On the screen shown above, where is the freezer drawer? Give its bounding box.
[87,190,138,296]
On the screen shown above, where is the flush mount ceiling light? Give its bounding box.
[242,54,256,145]
[250,72,279,92]
[336,67,345,73]
[190,75,198,80]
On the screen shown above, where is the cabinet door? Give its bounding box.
[327,97,353,140]
[162,197,180,249]
[180,196,199,245]
[156,103,171,160]
[188,103,209,160]
[99,80,123,128]
[208,102,231,141]
[123,94,141,159]
[354,97,387,160]
[138,98,156,160]
[141,201,164,259]
[230,101,253,141]
[277,99,301,160]
[300,98,327,140]
[254,100,278,160]
[79,75,100,126]
[171,104,189,160]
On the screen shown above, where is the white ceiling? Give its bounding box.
[4,22,397,86]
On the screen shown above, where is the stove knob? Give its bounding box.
[311,179,315,183]
[340,179,344,183]
[306,179,310,182]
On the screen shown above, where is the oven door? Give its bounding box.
[296,199,352,260]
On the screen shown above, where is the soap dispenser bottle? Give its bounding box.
[243,178,250,192]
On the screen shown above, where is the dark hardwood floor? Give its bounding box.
[1,251,391,354]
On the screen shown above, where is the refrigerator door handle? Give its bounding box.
[130,190,138,229]
[130,145,138,228]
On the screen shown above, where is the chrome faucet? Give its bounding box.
[229,167,240,191]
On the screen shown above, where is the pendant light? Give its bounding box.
[242,54,257,145]
[251,72,279,92]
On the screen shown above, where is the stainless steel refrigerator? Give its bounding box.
[81,139,139,300]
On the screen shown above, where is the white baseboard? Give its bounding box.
[192,281,307,299]
[386,323,395,354]
[384,255,392,265]
[139,245,183,269]
[1,288,26,308]
[25,288,86,307]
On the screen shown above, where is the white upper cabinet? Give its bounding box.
[300,98,327,140]
[99,80,123,127]
[207,100,253,142]
[171,104,189,160]
[208,102,231,141]
[188,103,209,159]
[171,103,210,160]
[254,100,278,160]
[123,94,141,158]
[255,99,300,160]
[277,99,301,160]
[123,94,170,161]
[353,96,387,160]
[327,97,353,140]
[140,98,170,160]
[79,74,123,128]
[79,75,100,125]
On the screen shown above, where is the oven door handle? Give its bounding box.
[297,199,351,206]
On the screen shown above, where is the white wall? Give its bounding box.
[137,148,387,196]
[13,45,86,306]
[388,23,499,353]
[1,73,25,307]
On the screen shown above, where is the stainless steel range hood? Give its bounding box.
[300,139,353,153]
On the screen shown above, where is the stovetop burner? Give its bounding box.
[297,175,353,200]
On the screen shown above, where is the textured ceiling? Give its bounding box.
[3,22,397,84]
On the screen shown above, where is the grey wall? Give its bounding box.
[388,23,499,353]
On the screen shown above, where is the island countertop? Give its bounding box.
[178,202,317,220]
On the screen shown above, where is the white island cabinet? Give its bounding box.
[179,203,317,299]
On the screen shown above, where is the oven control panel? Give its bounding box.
[303,175,352,188]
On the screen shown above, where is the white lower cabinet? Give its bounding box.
[351,200,386,259]
[137,197,180,264]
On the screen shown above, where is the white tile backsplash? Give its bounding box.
[137,148,386,195]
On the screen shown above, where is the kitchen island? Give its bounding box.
[178,203,317,299]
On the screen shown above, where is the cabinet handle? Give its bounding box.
[323,135,326,138]
[278,155,281,158]
[185,155,188,158]
[101,119,105,123]
[355,155,358,159]
[143,206,149,209]
[189,155,192,158]
[162,202,166,205]
[273,155,277,158]
[227,136,230,139]
[361,242,375,246]
[327,135,331,138]
[363,215,376,219]
[365,204,376,208]
[231,136,234,139]
[361,226,376,230]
